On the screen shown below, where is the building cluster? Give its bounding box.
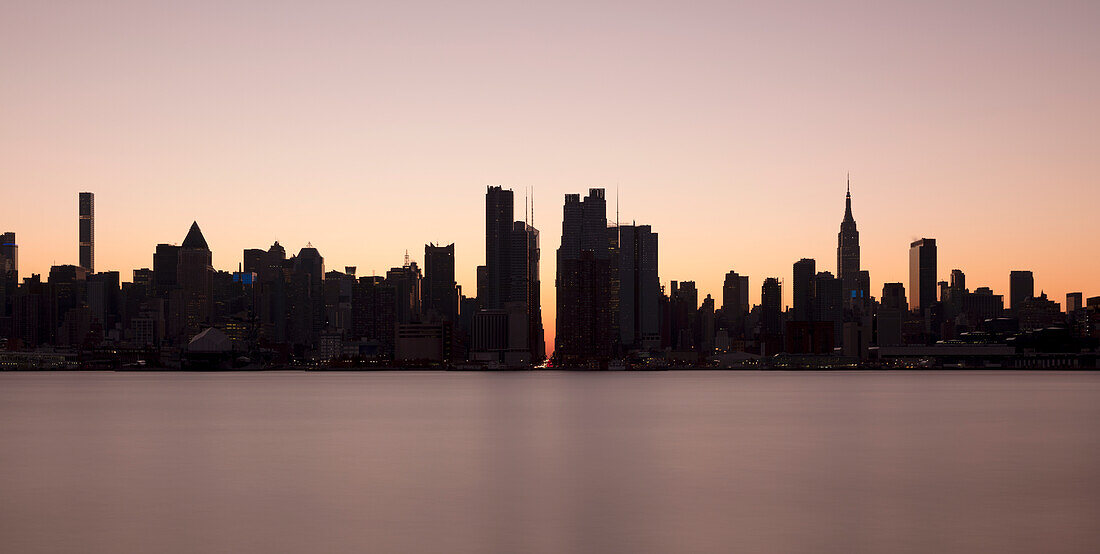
[1,186,1098,369]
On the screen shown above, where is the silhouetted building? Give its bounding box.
[721,271,749,338]
[555,189,612,365]
[813,271,843,340]
[1019,292,1061,331]
[837,179,862,304]
[386,258,422,325]
[480,187,545,363]
[483,186,513,310]
[613,224,660,351]
[761,277,783,337]
[177,222,213,341]
[153,244,180,296]
[47,264,88,343]
[786,321,834,354]
[79,192,94,273]
[669,280,698,351]
[289,244,325,351]
[699,294,716,353]
[352,276,396,358]
[1009,270,1034,312]
[423,243,458,323]
[508,221,545,362]
[0,232,16,319]
[878,282,907,346]
[792,258,815,322]
[909,238,937,313]
[1067,292,1083,313]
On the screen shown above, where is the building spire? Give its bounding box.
[843,174,854,223]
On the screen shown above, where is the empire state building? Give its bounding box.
[837,178,861,304]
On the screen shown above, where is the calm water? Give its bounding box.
[1,371,1098,554]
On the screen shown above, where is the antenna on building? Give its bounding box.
[847,172,850,194]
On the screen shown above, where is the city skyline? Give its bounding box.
[1,183,1096,356]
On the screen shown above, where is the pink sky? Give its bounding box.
[2,1,1098,350]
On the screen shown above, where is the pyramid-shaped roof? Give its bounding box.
[182,221,209,250]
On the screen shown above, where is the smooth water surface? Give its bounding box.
[1,371,1098,553]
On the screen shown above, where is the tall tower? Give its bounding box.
[909,238,937,313]
[837,177,860,304]
[555,189,612,364]
[1009,270,1034,311]
[178,221,213,339]
[792,258,816,322]
[484,186,514,310]
[79,192,94,273]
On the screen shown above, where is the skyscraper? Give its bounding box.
[813,271,843,339]
[909,238,937,313]
[483,186,514,310]
[479,187,545,363]
[761,277,783,337]
[555,189,612,364]
[79,192,94,273]
[721,271,748,338]
[1009,270,1034,311]
[878,282,907,346]
[0,232,17,317]
[837,178,861,304]
[792,258,815,322]
[669,280,698,350]
[614,224,660,350]
[423,243,457,323]
[177,221,213,340]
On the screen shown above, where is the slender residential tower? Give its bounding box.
[837,177,859,305]
[79,192,94,273]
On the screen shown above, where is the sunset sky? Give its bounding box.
[2,1,1098,350]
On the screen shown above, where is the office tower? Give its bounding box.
[514,222,545,361]
[878,283,907,346]
[1009,270,1034,311]
[555,189,612,364]
[761,277,783,336]
[813,271,843,340]
[177,222,214,340]
[133,268,154,289]
[257,241,288,343]
[909,238,937,313]
[792,258,815,322]
[614,224,660,351]
[47,264,88,343]
[87,271,121,333]
[721,271,748,338]
[0,232,16,317]
[289,244,325,349]
[243,248,266,275]
[423,243,458,323]
[79,192,94,273]
[837,178,861,304]
[699,295,716,353]
[153,243,180,295]
[669,280,698,350]
[484,186,514,310]
[950,269,966,293]
[386,259,422,325]
[1067,292,1083,313]
[352,276,396,358]
[480,187,545,363]
[1019,292,1061,331]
